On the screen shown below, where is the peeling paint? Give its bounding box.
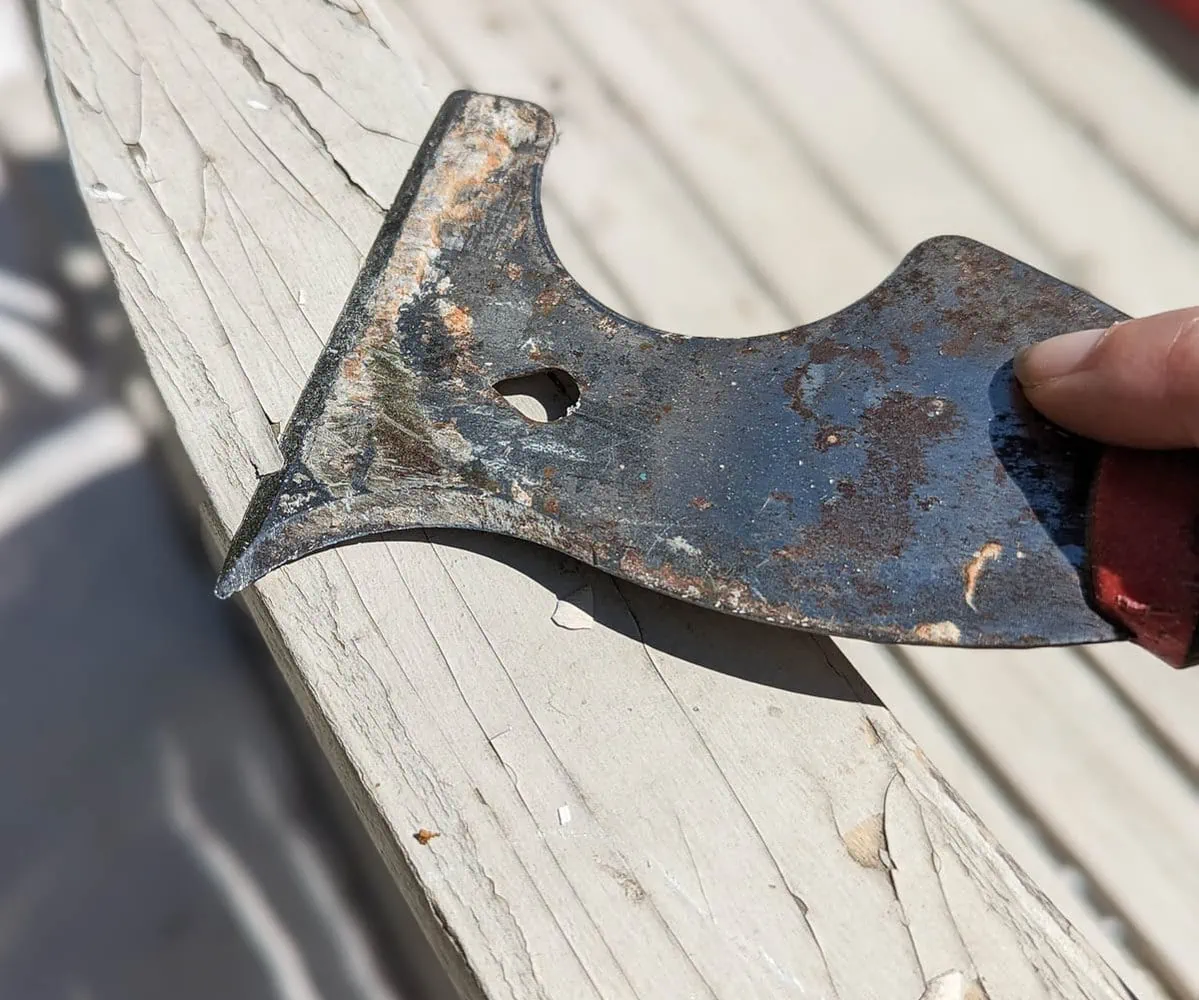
[843,813,886,869]
[914,621,962,643]
[963,541,1002,611]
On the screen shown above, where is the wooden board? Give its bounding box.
[891,643,1199,998]
[37,0,1147,997]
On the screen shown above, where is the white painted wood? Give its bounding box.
[390,0,791,337]
[662,0,1047,269]
[40,0,1138,997]
[530,0,892,323]
[843,640,1173,1000]
[1084,642,1199,776]
[950,0,1199,232]
[899,644,1199,997]
[0,11,411,991]
[814,0,1199,317]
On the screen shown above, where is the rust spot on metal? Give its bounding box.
[889,336,912,365]
[783,365,814,420]
[506,261,522,281]
[439,302,473,338]
[784,339,887,422]
[808,337,886,378]
[690,496,713,511]
[536,285,564,315]
[940,322,978,358]
[769,490,793,504]
[543,466,557,480]
[619,550,787,620]
[916,496,940,511]
[939,249,1071,358]
[814,425,851,452]
[963,541,1002,610]
[775,391,962,562]
[414,829,441,845]
[853,576,887,598]
[544,497,560,515]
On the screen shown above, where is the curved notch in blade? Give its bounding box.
[216,89,1127,652]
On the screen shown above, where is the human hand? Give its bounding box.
[1014,307,1199,448]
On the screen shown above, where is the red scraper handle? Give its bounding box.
[1089,447,1199,667]
[1151,0,1199,30]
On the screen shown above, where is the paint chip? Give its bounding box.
[914,620,962,643]
[86,182,127,203]
[246,99,270,110]
[963,541,1002,610]
[557,805,572,825]
[919,971,967,1000]
[552,585,594,630]
[511,482,533,507]
[843,813,885,869]
[665,535,701,557]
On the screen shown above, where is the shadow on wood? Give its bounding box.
[304,527,884,708]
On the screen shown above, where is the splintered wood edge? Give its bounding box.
[37,0,1132,996]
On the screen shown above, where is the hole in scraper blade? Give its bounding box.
[493,368,580,422]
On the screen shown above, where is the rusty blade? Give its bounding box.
[215,89,1126,651]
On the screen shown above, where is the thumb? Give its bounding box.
[1014,306,1199,449]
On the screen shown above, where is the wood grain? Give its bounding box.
[897,644,1199,998]
[39,0,1163,996]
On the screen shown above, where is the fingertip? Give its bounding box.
[1013,327,1108,389]
[1014,308,1199,449]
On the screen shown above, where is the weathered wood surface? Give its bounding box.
[39,0,1199,996]
[0,4,417,997]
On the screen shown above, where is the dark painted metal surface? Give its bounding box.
[216,90,1128,650]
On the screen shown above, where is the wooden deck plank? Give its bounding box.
[1084,643,1199,776]
[843,641,1176,1000]
[666,0,1047,270]
[900,644,1199,997]
[816,0,1199,316]
[40,0,1141,997]
[526,0,894,323]
[389,0,789,336]
[950,0,1199,232]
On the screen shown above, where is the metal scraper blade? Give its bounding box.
[215,90,1127,651]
